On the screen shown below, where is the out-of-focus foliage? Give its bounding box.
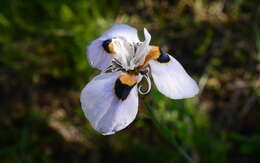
[0,0,259,162]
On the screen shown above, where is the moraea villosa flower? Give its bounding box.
[80,24,199,135]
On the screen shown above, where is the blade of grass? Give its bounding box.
[255,25,260,61]
[145,103,196,163]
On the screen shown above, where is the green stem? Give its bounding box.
[145,103,196,163]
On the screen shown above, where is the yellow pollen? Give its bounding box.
[108,42,116,54]
[119,73,137,86]
[138,45,160,70]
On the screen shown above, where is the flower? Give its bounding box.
[80,24,199,135]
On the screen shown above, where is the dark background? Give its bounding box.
[0,0,259,162]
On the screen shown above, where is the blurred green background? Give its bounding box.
[0,0,260,162]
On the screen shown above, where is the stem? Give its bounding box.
[145,103,196,163]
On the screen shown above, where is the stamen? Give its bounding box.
[103,65,113,73]
[104,58,124,73]
[105,59,152,95]
[112,58,122,67]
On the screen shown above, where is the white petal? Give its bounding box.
[133,28,152,66]
[111,38,133,70]
[102,24,140,43]
[143,28,151,44]
[87,39,113,70]
[87,24,140,70]
[149,55,199,99]
[80,72,139,135]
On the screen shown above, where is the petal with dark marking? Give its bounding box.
[114,73,137,100]
[80,72,139,135]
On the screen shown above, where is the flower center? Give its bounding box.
[105,59,152,95]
